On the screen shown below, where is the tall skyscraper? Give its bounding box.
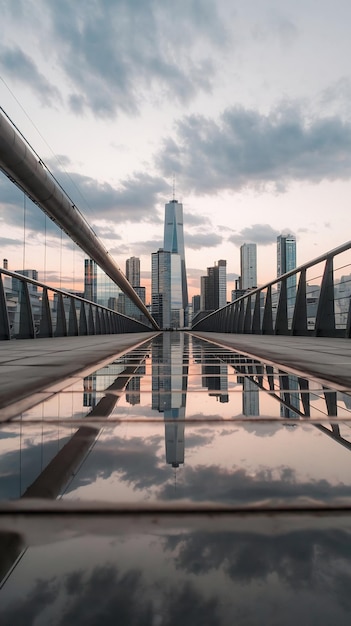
[163,199,188,316]
[240,243,257,290]
[126,256,140,287]
[200,260,227,311]
[277,233,296,296]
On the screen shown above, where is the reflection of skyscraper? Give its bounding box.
[126,365,145,405]
[83,361,127,408]
[242,377,259,416]
[279,373,300,418]
[152,333,188,467]
[163,199,188,323]
[202,362,229,403]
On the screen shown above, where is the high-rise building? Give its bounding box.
[240,243,257,290]
[163,199,188,317]
[126,256,140,287]
[151,249,184,329]
[218,259,227,308]
[151,249,171,329]
[192,295,201,317]
[123,256,147,322]
[84,259,121,308]
[200,260,227,311]
[125,286,146,320]
[277,233,296,297]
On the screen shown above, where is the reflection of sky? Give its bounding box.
[3,334,351,622]
[62,421,351,505]
[2,523,351,625]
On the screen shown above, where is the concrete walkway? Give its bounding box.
[191,332,351,390]
[0,332,159,419]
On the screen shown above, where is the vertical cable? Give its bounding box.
[73,241,75,292]
[44,214,47,283]
[41,402,44,471]
[22,194,26,270]
[58,395,60,450]
[19,414,22,497]
[60,228,63,289]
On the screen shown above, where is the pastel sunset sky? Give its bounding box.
[1,0,351,301]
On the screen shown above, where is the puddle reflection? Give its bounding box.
[2,332,351,623]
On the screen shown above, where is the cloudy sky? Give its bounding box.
[1,0,351,299]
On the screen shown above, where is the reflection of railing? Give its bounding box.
[214,347,351,451]
[192,240,351,337]
[0,268,153,340]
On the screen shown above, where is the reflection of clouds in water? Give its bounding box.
[160,464,351,504]
[0,564,220,626]
[165,528,351,610]
[65,436,167,493]
[0,577,59,626]
[218,427,239,437]
[0,438,71,499]
[240,420,283,437]
[182,433,214,449]
[65,433,351,505]
[187,412,223,421]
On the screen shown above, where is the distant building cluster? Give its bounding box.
[8,201,351,333]
[192,233,298,327]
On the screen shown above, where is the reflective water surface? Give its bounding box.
[1,332,351,625]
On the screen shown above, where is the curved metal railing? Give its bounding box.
[192,240,351,338]
[0,108,159,330]
[0,268,154,340]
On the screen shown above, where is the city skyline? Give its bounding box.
[1,2,351,299]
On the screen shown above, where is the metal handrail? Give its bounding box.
[0,268,154,340]
[0,108,159,330]
[192,240,351,337]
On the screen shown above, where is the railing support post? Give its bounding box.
[19,281,35,339]
[0,274,10,340]
[262,286,273,335]
[38,288,53,338]
[291,269,308,336]
[315,258,335,336]
[275,279,288,335]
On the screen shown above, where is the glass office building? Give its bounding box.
[277,234,297,299]
[84,259,121,309]
[163,199,188,321]
[240,243,257,290]
[151,249,185,329]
